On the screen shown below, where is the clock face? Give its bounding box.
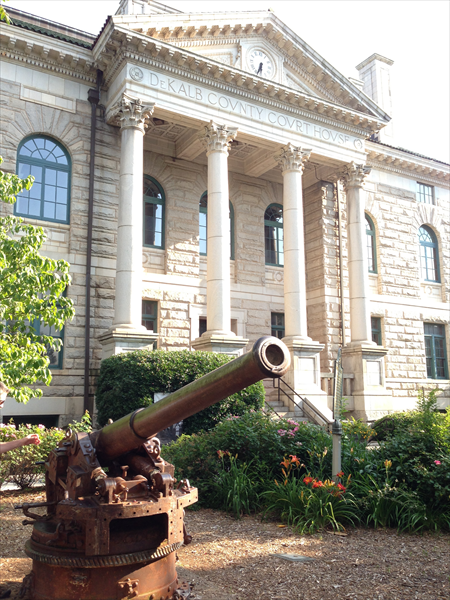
[248,49,274,79]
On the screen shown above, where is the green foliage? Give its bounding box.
[0,1,10,26]
[0,157,75,402]
[262,457,358,533]
[163,389,450,531]
[372,412,416,441]
[342,417,376,442]
[0,412,92,489]
[212,451,260,519]
[95,349,265,433]
[162,411,331,507]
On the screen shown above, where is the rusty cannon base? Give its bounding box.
[17,337,290,600]
[21,436,196,600]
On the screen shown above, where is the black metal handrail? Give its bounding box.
[272,377,333,428]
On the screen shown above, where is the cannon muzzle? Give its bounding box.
[92,336,290,461]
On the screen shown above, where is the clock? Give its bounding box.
[248,49,274,79]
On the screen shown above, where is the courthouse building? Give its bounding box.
[1,0,449,426]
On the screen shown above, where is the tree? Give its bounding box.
[0,158,75,402]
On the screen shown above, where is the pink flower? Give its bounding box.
[38,424,45,430]
[277,429,286,437]
[434,460,441,465]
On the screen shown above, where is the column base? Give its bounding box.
[342,343,392,420]
[98,328,158,360]
[281,337,325,396]
[279,338,331,423]
[191,332,249,356]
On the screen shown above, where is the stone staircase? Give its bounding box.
[263,379,334,429]
[263,381,307,421]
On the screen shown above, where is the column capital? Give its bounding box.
[200,121,238,156]
[107,93,155,133]
[342,162,371,190]
[275,143,311,174]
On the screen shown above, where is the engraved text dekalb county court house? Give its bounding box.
[1,0,449,426]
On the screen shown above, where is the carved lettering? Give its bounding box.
[138,69,365,150]
[219,96,229,109]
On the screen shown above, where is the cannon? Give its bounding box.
[17,336,290,600]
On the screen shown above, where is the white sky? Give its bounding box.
[5,0,450,163]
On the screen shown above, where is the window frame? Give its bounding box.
[419,225,440,283]
[424,323,448,380]
[271,312,285,339]
[264,203,284,267]
[199,192,234,259]
[416,182,434,205]
[365,214,377,274]
[371,316,382,346]
[142,300,158,333]
[143,175,165,250]
[32,318,64,370]
[15,135,71,224]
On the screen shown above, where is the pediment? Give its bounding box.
[112,9,389,117]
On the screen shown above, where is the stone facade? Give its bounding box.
[0,1,449,425]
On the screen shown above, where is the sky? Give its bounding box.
[5,0,450,163]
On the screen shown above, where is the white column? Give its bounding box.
[342,163,374,345]
[202,121,237,336]
[109,93,154,331]
[272,144,325,404]
[276,143,311,341]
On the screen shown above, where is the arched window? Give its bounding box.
[365,214,377,273]
[419,225,440,282]
[264,203,283,266]
[15,135,70,223]
[199,193,234,259]
[143,176,164,249]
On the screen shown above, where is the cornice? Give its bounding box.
[366,144,450,186]
[96,26,385,137]
[0,22,96,83]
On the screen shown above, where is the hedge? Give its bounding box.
[95,349,265,434]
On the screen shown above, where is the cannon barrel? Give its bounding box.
[92,336,290,462]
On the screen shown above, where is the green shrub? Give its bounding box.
[162,411,331,506]
[372,412,417,441]
[163,394,450,531]
[342,417,376,442]
[95,349,265,433]
[0,412,92,489]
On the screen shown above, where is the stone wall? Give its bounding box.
[0,66,122,422]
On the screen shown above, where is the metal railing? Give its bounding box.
[271,377,333,429]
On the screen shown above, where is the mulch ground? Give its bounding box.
[1,488,449,600]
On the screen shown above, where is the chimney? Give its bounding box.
[356,53,394,143]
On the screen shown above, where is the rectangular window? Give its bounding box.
[371,317,382,346]
[271,313,285,339]
[33,319,64,369]
[424,323,448,379]
[199,317,207,337]
[142,300,158,332]
[417,183,434,204]
[144,201,163,248]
